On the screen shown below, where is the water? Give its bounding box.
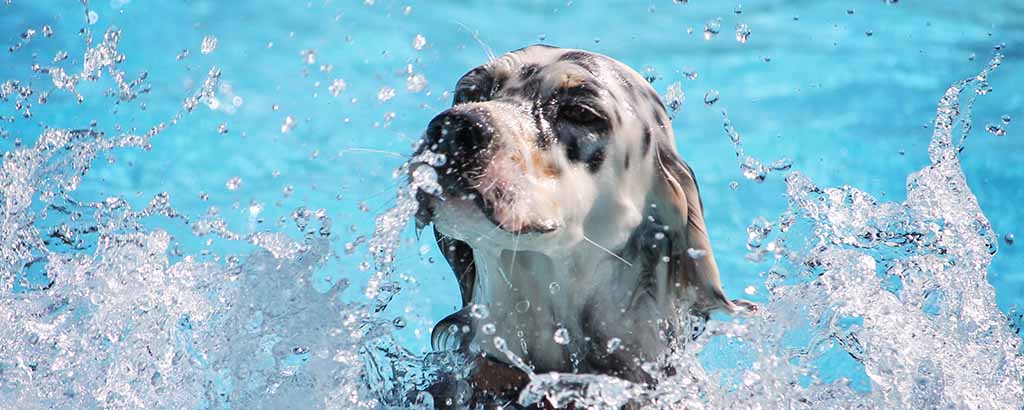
[1,1,1022,409]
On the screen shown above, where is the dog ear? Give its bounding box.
[651,145,754,314]
[431,228,478,351]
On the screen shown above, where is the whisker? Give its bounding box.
[452,21,496,63]
[337,147,408,158]
[581,234,633,267]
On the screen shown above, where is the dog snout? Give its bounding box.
[424,108,494,160]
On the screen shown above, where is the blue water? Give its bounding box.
[2,1,1022,408]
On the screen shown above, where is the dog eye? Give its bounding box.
[560,104,605,126]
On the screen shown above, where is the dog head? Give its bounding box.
[413,44,740,324]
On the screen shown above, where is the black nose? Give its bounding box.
[423,109,493,158]
[418,109,494,196]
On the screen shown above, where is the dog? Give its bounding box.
[411,45,750,409]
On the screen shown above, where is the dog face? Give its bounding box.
[412,46,745,401]
[414,45,666,253]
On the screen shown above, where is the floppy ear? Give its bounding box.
[430,228,478,351]
[651,145,753,314]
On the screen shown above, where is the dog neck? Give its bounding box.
[466,220,679,379]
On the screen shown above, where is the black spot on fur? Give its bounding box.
[453,66,494,105]
[624,150,632,170]
[586,145,606,173]
[642,128,652,153]
[519,64,540,81]
[559,51,598,72]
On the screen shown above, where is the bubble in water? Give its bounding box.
[606,338,622,353]
[392,317,406,329]
[358,202,370,212]
[217,123,228,134]
[553,327,570,345]
[225,176,242,191]
[704,89,720,105]
[729,181,740,190]
[1006,233,1015,246]
[682,69,698,80]
[735,23,751,43]
[744,285,757,295]
[329,78,347,96]
[470,303,490,319]
[377,87,396,102]
[481,323,496,335]
[87,10,98,24]
[703,18,721,40]
[359,261,371,271]
[412,34,427,50]
[1002,114,1011,124]
[686,248,707,259]
[515,299,531,313]
[654,232,666,240]
[280,115,296,133]
[201,35,218,54]
[986,124,1006,136]
[549,282,561,294]
[41,24,53,37]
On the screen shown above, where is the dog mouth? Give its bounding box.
[414,185,558,236]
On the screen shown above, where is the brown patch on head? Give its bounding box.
[532,152,561,178]
[559,71,587,89]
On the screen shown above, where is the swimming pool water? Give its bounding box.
[1,1,1022,408]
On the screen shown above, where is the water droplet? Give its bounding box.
[515,299,531,313]
[1001,114,1011,125]
[664,82,684,115]
[217,123,228,134]
[729,181,740,190]
[87,10,99,25]
[735,23,751,43]
[986,124,1006,136]
[470,304,490,319]
[847,8,855,14]
[359,261,370,271]
[1006,233,1015,246]
[329,79,347,96]
[225,176,242,191]
[553,327,570,345]
[406,74,427,93]
[481,323,496,335]
[418,245,429,255]
[606,337,622,353]
[300,49,317,65]
[280,116,296,133]
[744,285,757,295]
[865,30,874,37]
[654,232,666,240]
[392,317,406,329]
[770,157,793,171]
[200,35,218,54]
[683,69,698,80]
[282,185,294,197]
[358,202,370,212]
[703,18,721,40]
[686,248,707,259]
[704,89,720,105]
[549,282,561,294]
[377,87,396,102]
[412,34,427,50]
[41,25,53,37]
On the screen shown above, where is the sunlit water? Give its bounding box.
[1,1,1022,409]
